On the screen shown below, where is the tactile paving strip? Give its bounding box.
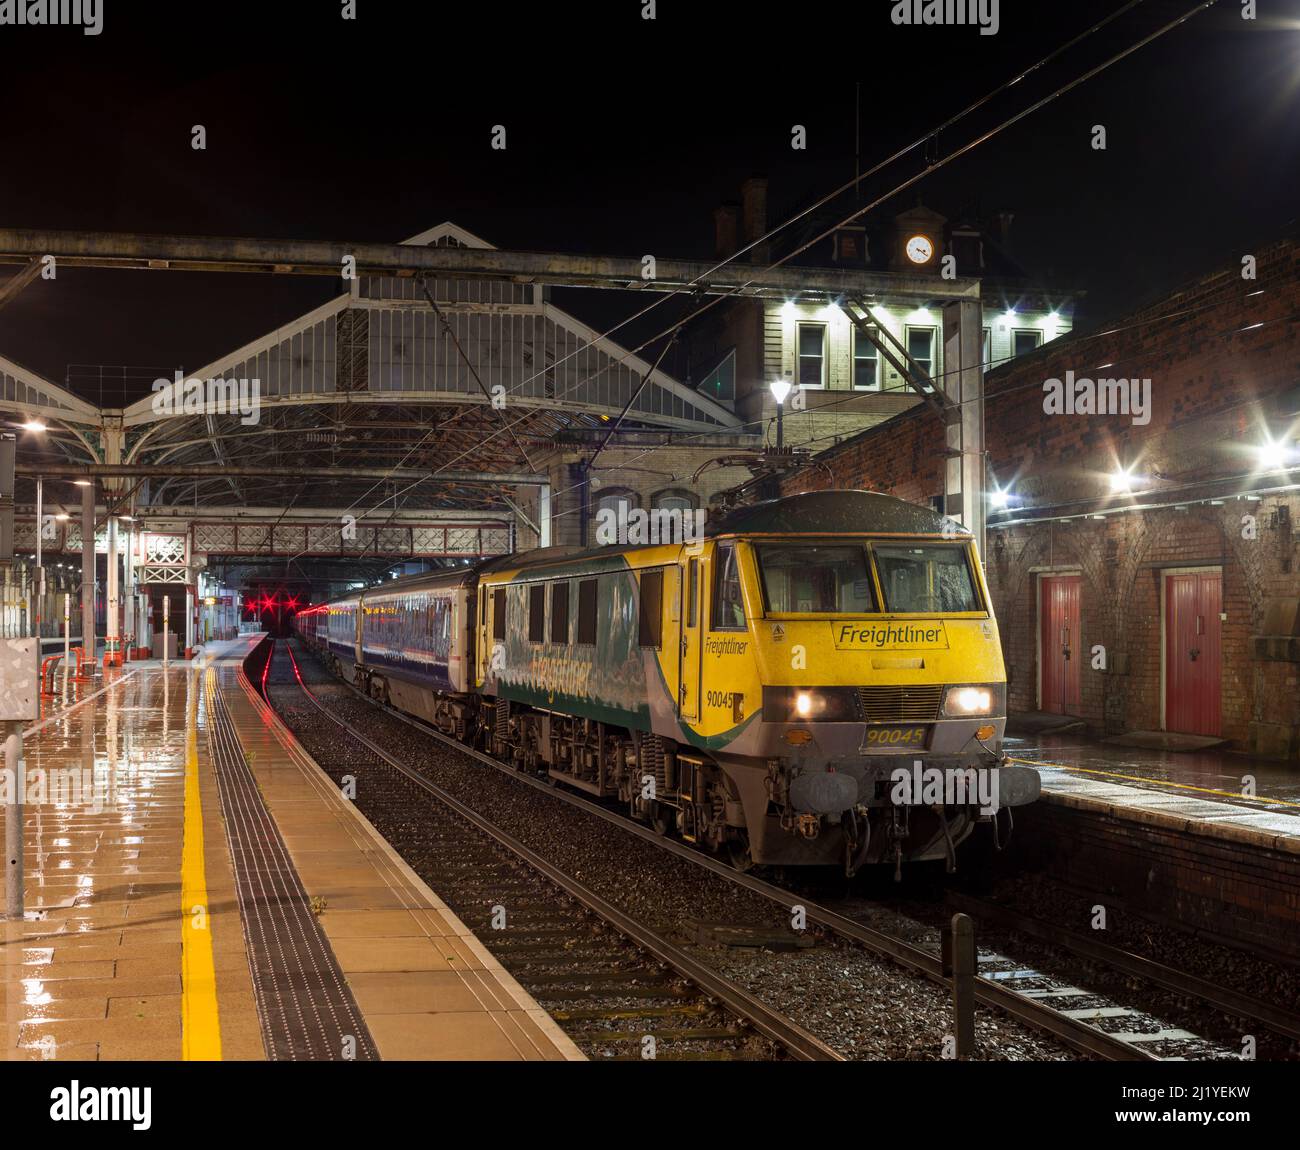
[204,674,379,1061]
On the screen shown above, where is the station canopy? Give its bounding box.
[1,222,741,516]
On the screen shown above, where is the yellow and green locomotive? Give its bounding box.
[296,490,1039,874]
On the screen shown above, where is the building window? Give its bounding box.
[853,329,880,390]
[594,487,636,542]
[982,328,991,374]
[550,582,569,644]
[595,487,637,518]
[711,544,746,630]
[906,327,936,389]
[576,578,598,645]
[1013,329,1043,358]
[797,323,827,388]
[652,488,695,514]
[638,570,664,648]
[492,587,507,641]
[527,583,546,643]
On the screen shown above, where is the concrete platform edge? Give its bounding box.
[228,658,586,1062]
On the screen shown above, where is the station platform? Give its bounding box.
[2,635,582,1062]
[1007,732,1300,853]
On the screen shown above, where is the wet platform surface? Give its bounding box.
[2,637,582,1061]
[1008,732,1300,849]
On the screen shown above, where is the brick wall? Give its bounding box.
[1010,800,1300,961]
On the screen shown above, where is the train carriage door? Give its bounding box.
[1039,574,1081,715]
[678,554,703,721]
[1164,569,1221,737]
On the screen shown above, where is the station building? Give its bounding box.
[782,232,1300,759]
[588,181,1072,535]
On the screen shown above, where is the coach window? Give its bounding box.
[711,544,746,630]
[577,578,598,645]
[639,570,664,648]
[551,582,570,644]
[528,584,546,643]
[492,587,507,641]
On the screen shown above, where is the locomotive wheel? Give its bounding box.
[650,802,674,837]
[727,834,755,873]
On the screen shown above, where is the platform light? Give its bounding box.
[1109,467,1138,494]
[989,487,1011,509]
[1258,437,1293,471]
[72,479,91,487]
[19,420,47,432]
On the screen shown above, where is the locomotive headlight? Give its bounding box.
[763,687,858,723]
[943,685,995,716]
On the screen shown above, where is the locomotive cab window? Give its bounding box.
[528,583,546,643]
[576,578,598,645]
[873,544,980,614]
[550,582,570,644]
[492,587,507,640]
[758,544,875,614]
[711,544,746,630]
[638,569,663,648]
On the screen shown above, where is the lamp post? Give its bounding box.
[770,379,792,453]
[20,421,47,641]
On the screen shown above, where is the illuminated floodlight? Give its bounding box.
[1258,437,1292,472]
[1109,467,1137,494]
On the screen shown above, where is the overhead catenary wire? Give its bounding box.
[325,0,1173,525]
[407,0,1218,509]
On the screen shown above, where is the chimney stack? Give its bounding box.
[713,203,739,260]
[740,176,769,263]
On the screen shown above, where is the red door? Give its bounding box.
[1040,575,1081,715]
[1165,571,1221,736]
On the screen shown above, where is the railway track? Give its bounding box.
[943,889,1300,1050]
[278,638,1277,1063]
[264,640,841,1062]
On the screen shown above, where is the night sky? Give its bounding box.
[2,0,1298,404]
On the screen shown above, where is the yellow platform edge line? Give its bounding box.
[1008,755,1300,811]
[181,668,223,1060]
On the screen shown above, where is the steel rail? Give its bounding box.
[945,890,1300,1045]
[308,649,1154,1062]
[281,644,843,1063]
